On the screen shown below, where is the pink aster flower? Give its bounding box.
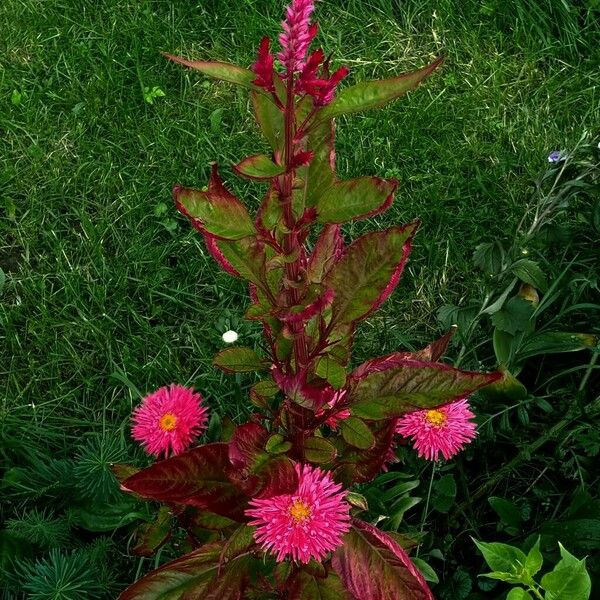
[278,0,318,75]
[131,384,208,458]
[395,398,477,461]
[245,463,351,563]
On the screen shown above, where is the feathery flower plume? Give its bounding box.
[131,384,208,458]
[395,398,477,461]
[251,36,275,92]
[246,463,351,563]
[278,0,318,74]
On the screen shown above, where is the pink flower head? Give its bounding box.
[395,398,477,461]
[278,0,318,74]
[245,463,351,563]
[131,384,208,458]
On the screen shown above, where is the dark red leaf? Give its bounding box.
[121,444,247,520]
[332,519,434,600]
[228,423,269,469]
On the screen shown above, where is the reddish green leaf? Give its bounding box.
[340,417,375,450]
[227,455,298,499]
[234,154,285,181]
[215,236,267,287]
[174,172,255,240]
[111,463,140,484]
[325,224,416,326]
[316,177,397,224]
[132,506,172,557]
[213,347,270,373]
[191,510,237,531]
[256,187,283,232]
[119,542,223,599]
[163,53,259,91]
[303,436,337,464]
[306,224,344,284]
[251,92,283,151]
[228,423,269,469]
[288,571,353,600]
[316,57,443,123]
[332,519,434,600]
[121,443,247,520]
[349,359,501,420]
[333,420,396,485]
[266,433,293,454]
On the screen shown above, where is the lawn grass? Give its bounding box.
[1,0,598,447]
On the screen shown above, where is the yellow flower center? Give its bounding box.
[288,499,312,524]
[159,412,178,431]
[425,409,447,427]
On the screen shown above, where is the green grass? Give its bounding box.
[1,0,598,441]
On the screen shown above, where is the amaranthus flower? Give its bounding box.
[278,0,318,74]
[251,36,275,92]
[395,398,477,461]
[245,463,351,563]
[131,384,208,458]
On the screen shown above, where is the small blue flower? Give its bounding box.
[548,150,563,163]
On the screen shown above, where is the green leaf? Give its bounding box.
[174,184,255,240]
[524,537,543,578]
[432,475,456,514]
[213,346,269,373]
[69,500,146,532]
[340,417,376,450]
[315,355,347,389]
[478,366,528,402]
[350,360,500,420]
[506,588,533,599]
[266,434,292,455]
[518,332,598,360]
[132,506,172,557]
[473,539,527,577]
[488,497,522,530]
[491,296,535,335]
[325,224,416,326]
[473,241,505,275]
[163,53,259,90]
[493,328,515,365]
[511,259,548,292]
[289,571,353,600]
[316,57,443,123]
[541,544,591,600]
[411,557,439,584]
[251,91,283,151]
[346,491,369,512]
[233,154,285,180]
[303,436,337,463]
[315,177,397,223]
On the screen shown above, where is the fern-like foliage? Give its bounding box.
[17,549,105,600]
[74,435,127,501]
[6,508,71,548]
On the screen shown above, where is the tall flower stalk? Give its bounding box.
[115,2,502,598]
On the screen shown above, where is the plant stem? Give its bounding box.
[417,461,437,557]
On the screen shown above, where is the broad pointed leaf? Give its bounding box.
[316,177,397,223]
[252,92,283,151]
[349,359,501,420]
[332,519,434,600]
[215,236,268,288]
[234,154,285,180]
[228,423,269,469]
[213,347,270,373]
[132,506,172,557]
[340,417,375,450]
[325,224,416,327]
[163,53,259,91]
[307,224,345,284]
[174,166,255,240]
[315,57,443,123]
[303,436,337,464]
[121,444,247,520]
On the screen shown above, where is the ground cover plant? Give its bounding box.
[1,0,599,598]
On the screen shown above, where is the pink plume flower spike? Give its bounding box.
[395,398,477,461]
[246,463,351,563]
[277,0,318,75]
[131,384,209,458]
